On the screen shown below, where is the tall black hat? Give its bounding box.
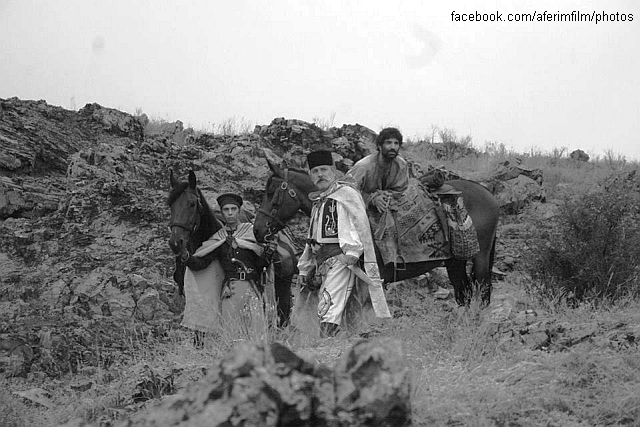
[307,150,334,170]
[217,193,243,208]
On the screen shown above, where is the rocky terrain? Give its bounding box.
[3,97,636,426]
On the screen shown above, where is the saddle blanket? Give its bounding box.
[369,179,450,265]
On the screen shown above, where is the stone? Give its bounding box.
[334,338,412,427]
[116,339,411,427]
[570,149,589,162]
[135,288,160,321]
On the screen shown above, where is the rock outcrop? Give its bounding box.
[115,338,411,427]
[570,149,589,162]
[484,159,546,214]
[0,99,383,379]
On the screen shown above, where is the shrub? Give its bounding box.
[525,180,640,303]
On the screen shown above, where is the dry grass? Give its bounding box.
[3,278,640,426]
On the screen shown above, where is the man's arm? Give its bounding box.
[184,249,218,271]
[345,156,376,205]
[336,199,364,261]
[369,157,410,212]
[296,244,315,276]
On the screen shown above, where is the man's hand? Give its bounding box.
[262,240,278,260]
[266,240,278,252]
[371,191,391,212]
[338,254,360,266]
[296,275,307,287]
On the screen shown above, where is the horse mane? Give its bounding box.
[272,166,317,194]
[197,188,223,239]
[286,166,308,174]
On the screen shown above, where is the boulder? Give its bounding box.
[134,288,160,321]
[255,117,334,157]
[493,174,547,214]
[330,123,378,171]
[492,159,543,184]
[254,118,378,172]
[603,169,640,201]
[78,103,144,142]
[483,159,546,213]
[334,338,412,426]
[569,149,589,162]
[117,338,411,427]
[0,176,65,220]
[139,115,195,145]
[0,97,97,173]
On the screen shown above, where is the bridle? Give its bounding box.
[168,187,203,237]
[258,168,302,242]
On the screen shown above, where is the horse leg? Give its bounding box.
[173,257,186,296]
[446,258,472,306]
[471,240,496,306]
[274,274,293,328]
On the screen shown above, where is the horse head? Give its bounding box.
[254,159,315,243]
[167,170,221,256]
[168,170,202,255]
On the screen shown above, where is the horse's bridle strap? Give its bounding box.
[260,171,301,234]
[169,221,196,232]
[169,190,202,235]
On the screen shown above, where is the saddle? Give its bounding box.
[432,183,462,196]
[370,179,450,265]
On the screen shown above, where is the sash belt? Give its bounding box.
[315,243,343,266]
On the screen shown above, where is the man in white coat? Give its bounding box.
[296,150,390,337]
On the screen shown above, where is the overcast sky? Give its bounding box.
[2,0,639,160]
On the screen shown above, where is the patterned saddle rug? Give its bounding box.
[369,179,450,265]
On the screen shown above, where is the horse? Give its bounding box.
[253,160,500,306]
[167,169,296,330]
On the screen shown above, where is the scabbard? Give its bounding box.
[347,265,392,319]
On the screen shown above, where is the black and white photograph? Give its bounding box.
[1,1,639,426]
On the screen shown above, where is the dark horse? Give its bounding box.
[168,170,296,328]
[253,160,500,306]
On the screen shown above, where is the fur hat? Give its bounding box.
[307,150,334,170]
[217,193,243,208]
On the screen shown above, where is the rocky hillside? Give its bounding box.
[0,97,438,378]
[0,96,550,378]
[5,97,640,427]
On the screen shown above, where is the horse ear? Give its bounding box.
[267,158,284,177]
[170,169,179,188]
[188,170,197,189]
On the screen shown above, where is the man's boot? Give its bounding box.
[319,322,339,338]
